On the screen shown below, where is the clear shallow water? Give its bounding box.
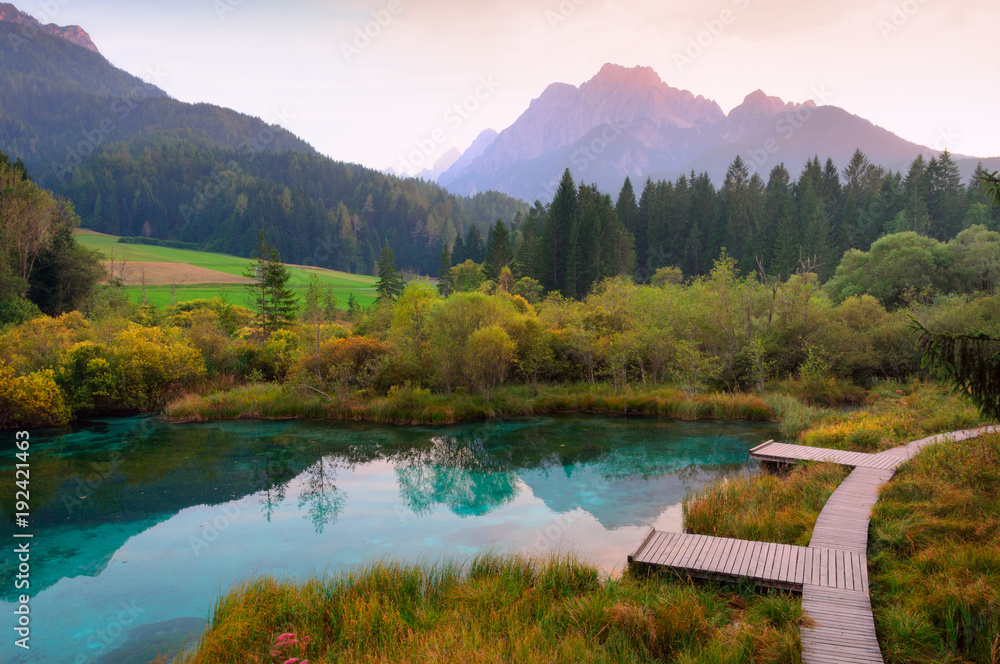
[1,415,778,664]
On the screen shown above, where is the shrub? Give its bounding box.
[0,295,42,328]
[464,325,516,399]
[56,341,116,415]
[110,326,205,409]
[0,311,90,373]
[294,335,389,395]
[260,330,299,381]
[0,361,71,428]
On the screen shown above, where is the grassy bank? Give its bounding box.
[165,382,776,426]
[683,463,850,546]
[869,433,1000,663]
[174,555,807,664]
[682,382,989,548]
[680,383,997,661]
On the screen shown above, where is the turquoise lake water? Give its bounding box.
[1,415,778,664]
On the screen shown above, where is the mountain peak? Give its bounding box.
[732,89,795,116]
[589,63,664,90]
[0,2,100,53]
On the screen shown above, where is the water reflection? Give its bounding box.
[396,436,522,517]
[1,415,777,664]
[297,455,346,533]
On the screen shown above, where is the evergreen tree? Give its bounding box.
[744,173,767,273]
[451,230,467,265]
[616,177,639,238]
[539,169,577,292]
[927,149,966,240]
[720,156,751,270]
[375,241,404,302]
[244,231,297,336]
[688,172,718,275]
[665,174,691,265]
[903,155,931,235]
[841,149,888,250]
[464,224,486,264]
[515,201,545,279]
[437,243,453,296]
[634,178,656,274]
[482,218,514,282]
[766,164,798,276]
[822,157,844,256]
[576,185,602,296]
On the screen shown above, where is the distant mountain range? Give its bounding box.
[0,5,524,276]
[437,63,999,201]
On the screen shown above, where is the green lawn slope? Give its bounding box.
[75,230,378,308]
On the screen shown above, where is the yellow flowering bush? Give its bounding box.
[110,326,205,409]
[0,312,90,373]
[0,361,71,428]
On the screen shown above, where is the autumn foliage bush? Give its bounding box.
[294,335,389,394]
[109,326,205,410]
[0,360,71,428]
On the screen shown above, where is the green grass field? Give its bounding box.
[76,230,378,308]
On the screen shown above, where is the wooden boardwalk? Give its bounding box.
[750,440,902,470]
[628,426,1000,664]
[629,529,868,593]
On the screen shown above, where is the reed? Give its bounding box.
[176,554,807,664]
[683,463,850,545]
[165,382,777,426]
[869,434,1000,663]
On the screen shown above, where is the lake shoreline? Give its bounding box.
[164,381,779,428]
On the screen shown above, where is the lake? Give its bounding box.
[1,415,778,664]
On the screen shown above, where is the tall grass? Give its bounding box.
[176,554,806,664]
[166,382,776,426]
[869,434,1000,664]
[799,380,986,453]
[683,463,850,546]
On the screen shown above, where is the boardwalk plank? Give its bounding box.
[725,539,748,576]
[711,539,736,574]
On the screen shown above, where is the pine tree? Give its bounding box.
[375,241,404,302]
[437,244,453,296]
[927,149,966,240]
[904,155,931,235]
[616,177,639,237]
[635,178,656,273]
[464,225,486,264]
[576,185,602,295]
[244,231,297,336]
[266,256,298,328]
[721,156,751,269]
[515,201,544,279]
[766,165,798,276]
[451,230,467,265]
[689,172,718,275]
[482,218,513,282]
[540,169,577,292]
[796,161,832,276]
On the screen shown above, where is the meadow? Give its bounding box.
[75,230,379,308]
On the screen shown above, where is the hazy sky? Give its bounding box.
[22,0,1000,175]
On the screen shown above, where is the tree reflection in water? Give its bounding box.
[297,454,346,533]
[395,435,522,517]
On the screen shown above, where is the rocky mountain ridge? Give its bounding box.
[0,2,100,53]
